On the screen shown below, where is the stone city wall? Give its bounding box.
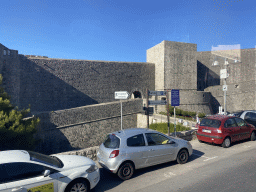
[18,57,154,113]
[34,99,143,155]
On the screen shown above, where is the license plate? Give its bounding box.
[202,129,211,133]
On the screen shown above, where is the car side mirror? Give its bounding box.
[167,140,175,144]
[44,170,51,177]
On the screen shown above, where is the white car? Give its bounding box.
[0,150,100,192]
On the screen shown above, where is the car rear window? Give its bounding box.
[103,134,120,149]
[200,118,221,128]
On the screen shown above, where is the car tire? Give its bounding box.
[65,179,89,192]
[222,137,231,148]
[176,149,189,164]
[117,162,134,180]
[198,140,203,143]
[250,132,256,141]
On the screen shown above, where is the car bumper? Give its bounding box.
[88,168,100,189]
[197,133,223,144]
[97,155,121,174]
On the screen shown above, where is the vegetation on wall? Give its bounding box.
[0,74,40,151]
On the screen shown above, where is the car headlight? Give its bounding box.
[86,164,98,173]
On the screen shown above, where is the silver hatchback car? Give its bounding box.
[97,128,193,180]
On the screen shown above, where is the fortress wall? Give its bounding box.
[34,99,143,155]
[19,57,155,113]
[0,44,20,106]
[164,41,197,90]
[147,41,165,91]
[205,83,256,112]
[153,90,212,115]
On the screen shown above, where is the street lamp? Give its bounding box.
[212,57,229,115]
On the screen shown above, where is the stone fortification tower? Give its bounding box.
[146,41,212,114]
[147,40,197,90]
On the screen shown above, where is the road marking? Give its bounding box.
[193,153,218,161]
[164,172,176,178]
[203,156,218,161]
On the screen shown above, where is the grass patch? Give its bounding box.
[149,122,190,134]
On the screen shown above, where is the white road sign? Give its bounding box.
[115,91,130,99]
[148,100,167,105]
[220,69,228,79]
[149,91,167,96]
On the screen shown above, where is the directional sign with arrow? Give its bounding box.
[115,91,130,99]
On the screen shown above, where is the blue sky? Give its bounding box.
[0,0,255,62]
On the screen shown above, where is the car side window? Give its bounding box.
[4,163,46,182]
[145,133,169,146]
[0,164,9,184]
[234,118,246,127]
[127,134,145,147]
[251,113,256,120]
[224,118,237,128]
[245,112,252,119]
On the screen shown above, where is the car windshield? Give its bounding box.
[103,134,120,149]
[200,118,221,128]
[28,150,63,168]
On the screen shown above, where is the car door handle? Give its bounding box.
[149,149,155,151]
[12,187,23,192]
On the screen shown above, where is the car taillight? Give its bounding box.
[109,150,119,158]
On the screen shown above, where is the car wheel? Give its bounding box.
[222,137,231,148]
[198,140,203,143]
[117,162,134,180]
[176,149,189,164]
[250,132,256,141]
[65,179,89,192]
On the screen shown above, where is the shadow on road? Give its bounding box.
[93,150,205,191]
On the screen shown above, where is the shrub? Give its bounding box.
[198,112,206,118]
[0,74,40,151]
[149,122,190,134]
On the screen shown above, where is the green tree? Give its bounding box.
[0,74,40,151]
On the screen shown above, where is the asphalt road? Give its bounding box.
[93,139,256,192]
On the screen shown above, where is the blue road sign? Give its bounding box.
[171,89,180,106]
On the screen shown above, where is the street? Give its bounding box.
[93,139,256,192]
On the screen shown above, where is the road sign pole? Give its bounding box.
[146,89,149,129]
[121,100,122,130]
[166,90,170,136]
[174,106,176,137]
[224,65,227,115]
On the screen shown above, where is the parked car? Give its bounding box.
[0,150,100,192]
[229,110,256,127]
[196,115,256,148]
[97,128,193,180]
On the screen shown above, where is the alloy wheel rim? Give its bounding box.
[123,166,131,176]
[70,183,87,192]
[225,139,230,147]
[180,152,186,161]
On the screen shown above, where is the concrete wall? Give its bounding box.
[34,99,143,155]
[18,57,154,113]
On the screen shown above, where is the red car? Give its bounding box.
[196,115,256,148]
